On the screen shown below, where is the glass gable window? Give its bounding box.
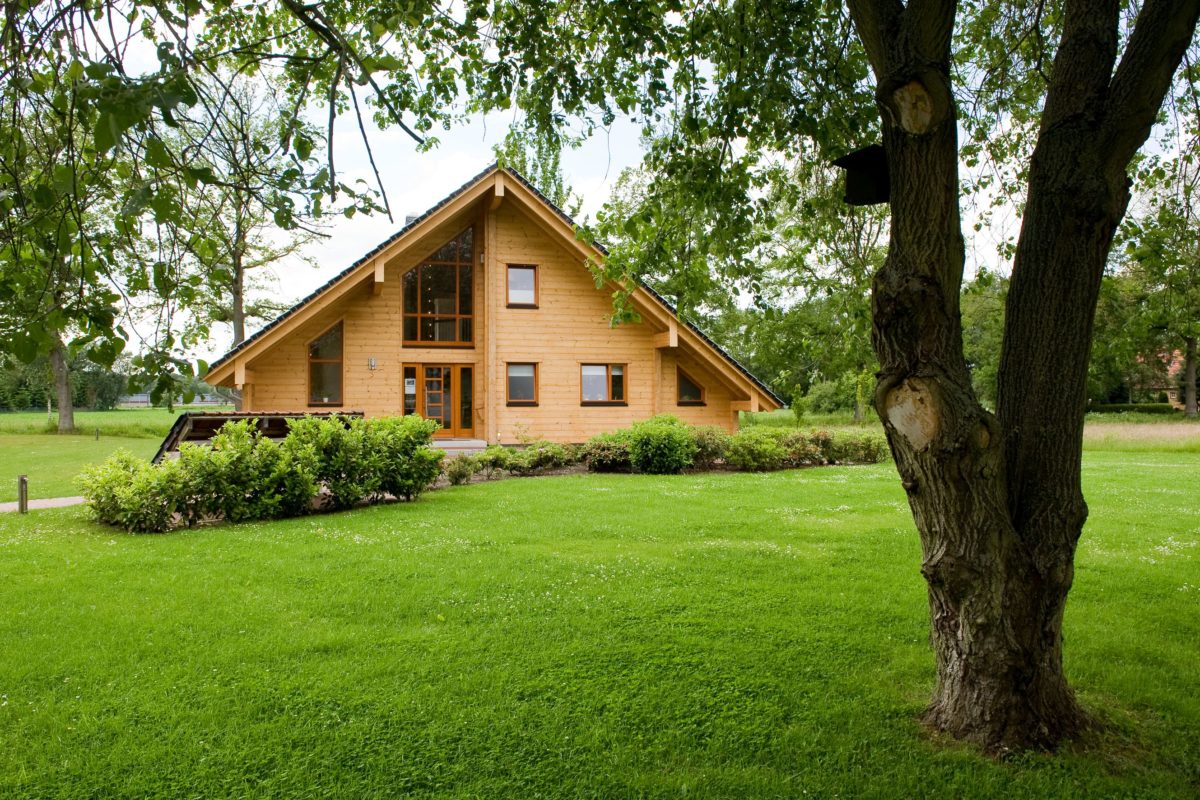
[677,368,705,405]
[581,364,625,404]
[308,322,343,406]
[507,265,537,307]
[402,227,474,345]
[507,363,537,405]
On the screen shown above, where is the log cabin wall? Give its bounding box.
[221,171,772,442]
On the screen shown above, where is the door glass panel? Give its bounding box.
[403,367,417,414]
[459,368,473,432]
[424,367,452,431]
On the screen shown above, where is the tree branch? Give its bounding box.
[844,0,904,78]
[1103,0,1200,170]
[897,0,957,68]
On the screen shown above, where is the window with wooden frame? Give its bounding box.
[506,264,538,308]
[402,226,474,346]
[308,321,343,406]
[506,363,538,406]
[676,367,706,406]
[581,364,626,405]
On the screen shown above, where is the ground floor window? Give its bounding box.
[581,363,625,405]
[507,363,538,405]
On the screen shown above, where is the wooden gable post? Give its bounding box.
[653,321,678,350]
[490,172,506,210]
[372,257,385,295]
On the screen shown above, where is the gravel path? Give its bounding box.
[0,495,85,513]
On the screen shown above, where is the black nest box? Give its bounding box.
[832,144,889,206]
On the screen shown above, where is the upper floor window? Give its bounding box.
[581,364,626,405]
[402,227,474,345]
[677,368,706,405]
[507,264,538,307]
[308,321,343,406]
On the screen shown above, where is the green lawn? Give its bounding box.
[0,434,160,503]
[0,406,231,438]
[1,454,1197,797]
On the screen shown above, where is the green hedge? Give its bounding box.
[80,415,443,533]
[1088,403,1180,415]
[579,418,890,474]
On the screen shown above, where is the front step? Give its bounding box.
[435,438,488,457]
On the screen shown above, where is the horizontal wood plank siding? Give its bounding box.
[236,185,754,441]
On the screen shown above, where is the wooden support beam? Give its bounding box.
[234,362,257,389]
[653,322,678,349]
[730,397,760,413]
[490,173,506,210]
[372,258,385,295]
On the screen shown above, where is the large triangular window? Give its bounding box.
[402,227,474,345]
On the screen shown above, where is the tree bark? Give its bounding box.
[48,337,74,434]
[1185,336,1197,417]
[847,0,1200,753]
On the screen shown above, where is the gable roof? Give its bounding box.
[205,164,782,408]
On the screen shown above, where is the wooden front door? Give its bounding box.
[403,364,474,438]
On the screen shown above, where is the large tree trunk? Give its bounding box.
[1184,336,1197,417]
[847,0,1200,752]
[48,337,74,434]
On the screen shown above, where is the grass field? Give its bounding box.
[0,406,232,438]
[0,435,160,503]
[0,452,1197,798]
[0,407,229,503]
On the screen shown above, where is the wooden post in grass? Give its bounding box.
[17,475,28,514]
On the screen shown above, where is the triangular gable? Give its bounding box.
[206,164,782,410]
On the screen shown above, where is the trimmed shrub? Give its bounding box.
[581,431,633,472]
[79,449,147,526]
[82,413,444,532]
[508,440,574,476]
[445,454,479,486]
[209,420,320,522]
[285,415,379,510]
[830,433,890,464]
[726,429,787,471]
[689,426,730,470]
[113,458,185,533]
[475,445,513,478]
[629,418,697,474]
[367,415,443,501]
[808,430,835,464]
[777,430,825,467]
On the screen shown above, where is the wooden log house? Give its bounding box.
[204,165,781,445]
